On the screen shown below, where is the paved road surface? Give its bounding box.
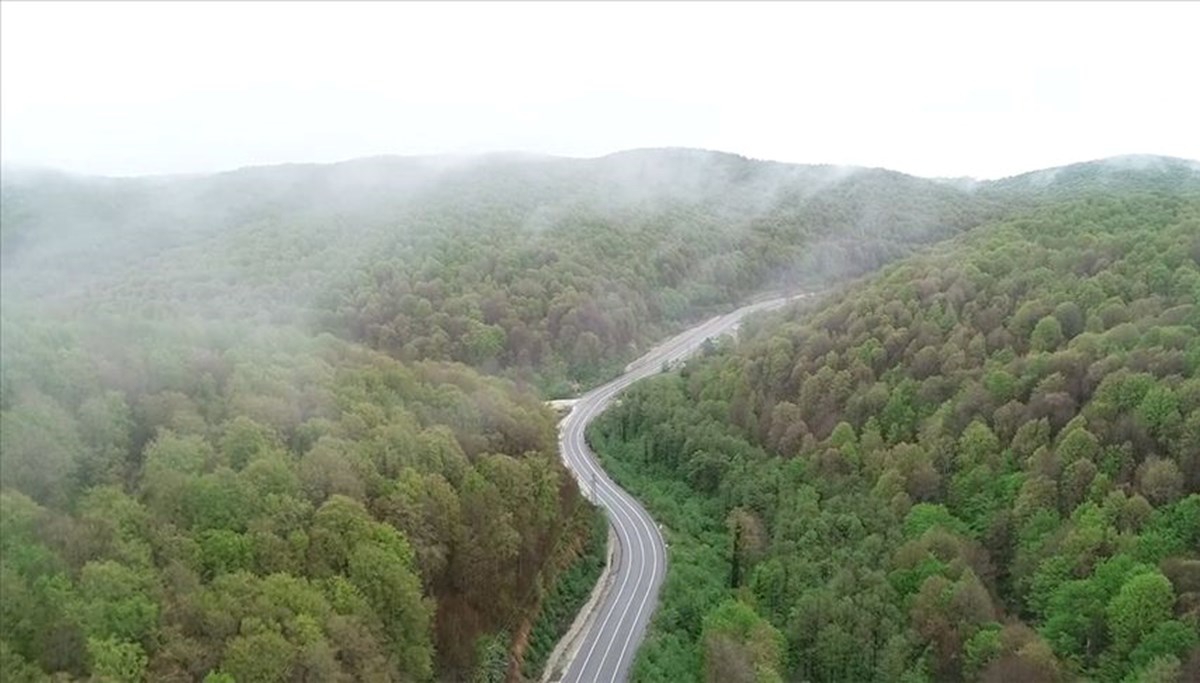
[556,294,807,683]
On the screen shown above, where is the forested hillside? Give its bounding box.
[3,149,1004,393]
[316,153,995,391]
[2,150,1197,681]
[591,188,1200,682]
[8,153,1195,394]
[0,149,999,680]
[0,312,603,681]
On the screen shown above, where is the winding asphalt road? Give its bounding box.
[556,294,806,683]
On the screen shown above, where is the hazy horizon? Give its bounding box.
[4,147,1200,185]
[3,1,1199,180]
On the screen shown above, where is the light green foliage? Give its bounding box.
[348,543,432,678]
[1041,578,1106,662]
[1106,573,1175,656]
[957,420,1000,467]
[87,636,147,682]
[984,368,1018,404]
[220,416,274,470]
[1057,426,1101,464]
[0,150,1001,394]
[962,623,1002,678]
[1128,620,1198,671]
[590,186,1200,682]
[0,321,571,679]
[701,599,786,683]
[221,629,295,683]
[1031,315,1065,352]
[903,503,971,539]
[3,152,1198,681]
[197,530,254,579]
[1138,386,1182,437]
[470,632,509,683]
[77,561,159,643]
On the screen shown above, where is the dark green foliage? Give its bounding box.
[2,149,1009,395]
[521,507,608,680]
[0,317,578,680]
[3,151,1198,680]
[590,187,1200,681]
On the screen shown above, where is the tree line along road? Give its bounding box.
[553,293,810,683]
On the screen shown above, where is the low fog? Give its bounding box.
[3,7,1200,683]
[5,147,1198,335]
[3,0,1200,395]
[3,2,1198,180]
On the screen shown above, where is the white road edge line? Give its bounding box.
[557,293,811,682]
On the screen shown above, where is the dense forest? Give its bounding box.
[0,313,605,681]
[2,149,1009,394]
[2,149,1198,681]
[590,187,1200,681]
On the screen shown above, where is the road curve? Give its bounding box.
[556,294,807,683]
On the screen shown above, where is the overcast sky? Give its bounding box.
[2,1,1197,180]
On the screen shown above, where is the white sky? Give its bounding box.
[2,1,1197,179]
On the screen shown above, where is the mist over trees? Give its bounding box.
[0,315,593,680]
[2,149,1198,681]
[590,182,1200,682]
[2,149,1005,394]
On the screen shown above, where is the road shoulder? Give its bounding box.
[539,525,619,683]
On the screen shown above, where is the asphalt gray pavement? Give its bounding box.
[556,294,807,683]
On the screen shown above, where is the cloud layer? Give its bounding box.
[2,1,1197,179]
